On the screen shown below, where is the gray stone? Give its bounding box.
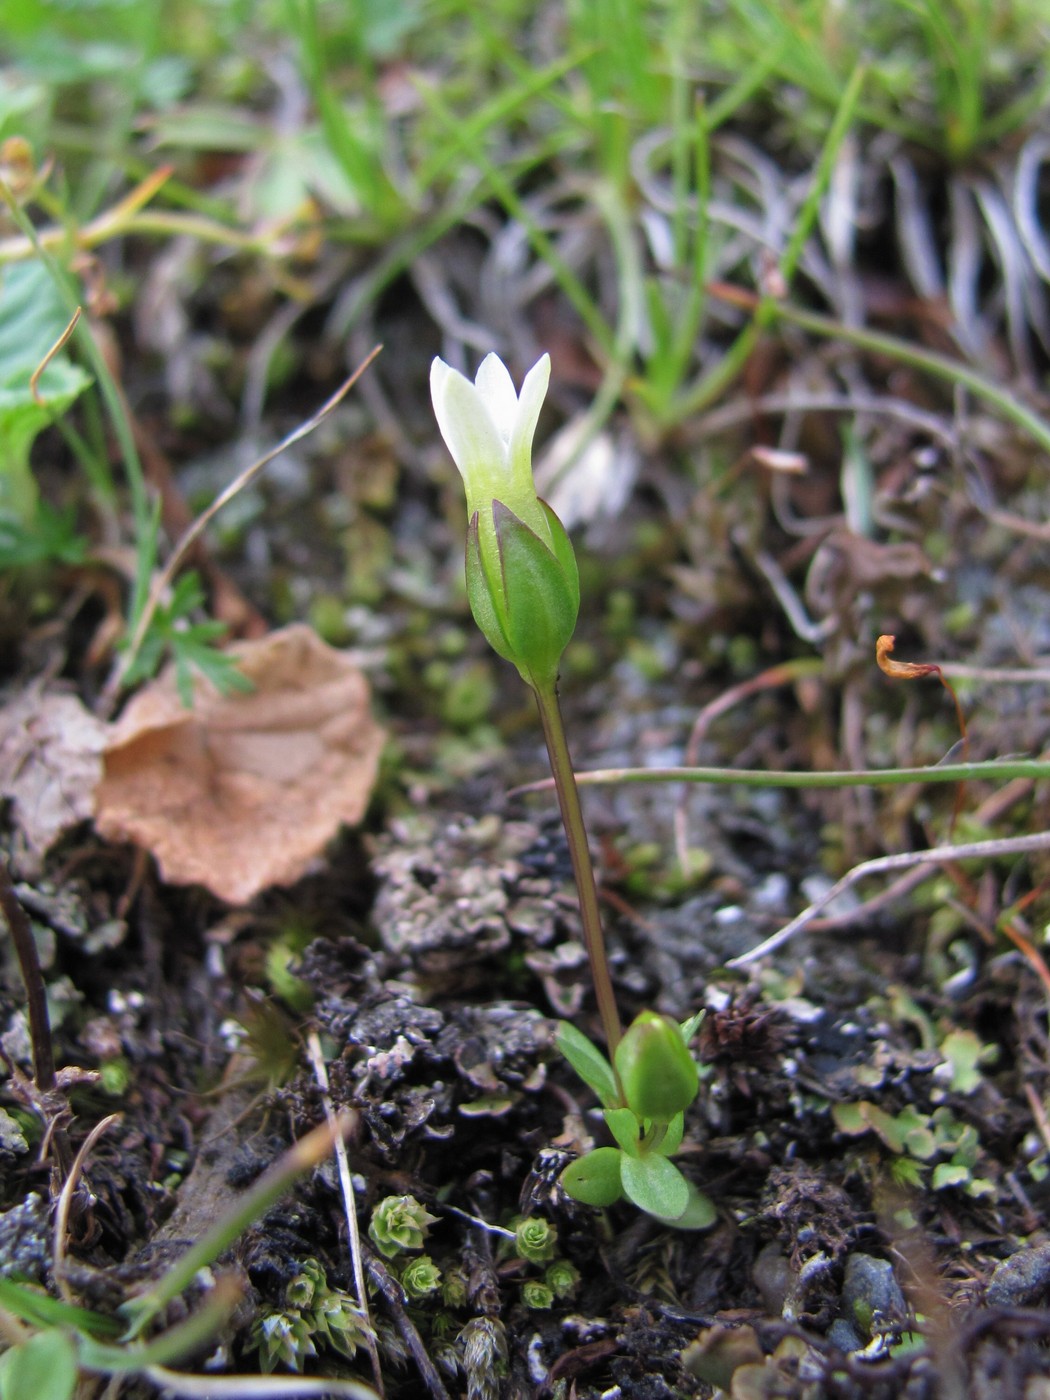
[987,1244,1050,1307]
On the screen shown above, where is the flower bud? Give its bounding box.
[613,1011,699,1122]
[431,353,579,688]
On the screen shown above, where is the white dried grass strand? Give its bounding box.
[729,831,1050,968]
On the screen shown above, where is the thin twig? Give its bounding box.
[364,1252,451,1400]
[806,866,934,932]
[53,1113,122,1301]
[305,1029,382,1397]
[30,307,82,404]
[0,857,55,1093]
[727,831,1050,967]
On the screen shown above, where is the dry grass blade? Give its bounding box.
[143,1366,380,1397]
[1014,134,1050,281]
[305,1029,382,1397]
[728,830,1050,967]
[30,306,81,405]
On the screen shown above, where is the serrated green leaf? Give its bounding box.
[555,1022,619,1108]
[0,501,85,567]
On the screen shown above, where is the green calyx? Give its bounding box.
[466,499,579,689]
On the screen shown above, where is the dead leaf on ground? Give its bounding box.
[94,624,386,903]
[0,689,108,875]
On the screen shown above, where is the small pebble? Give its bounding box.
[841,1254,907,1340]
[986,1244,1050,1307]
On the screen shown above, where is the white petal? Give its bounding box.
[474,353,518,443]
[435,365,508,506]
[430,357,452,437]
[508,353,550,488]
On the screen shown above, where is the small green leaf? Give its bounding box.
[560,1147,623,1207]
[604,1107,643,1157]
[555,1022,620,1108]
[679,1009,705,1043]
[937,1029,993,1095]
[620,1152,689,1221]
[653,1111,685,1157]
[931,1162,970,1191]
[671,1181,717,1230]
[0,260,92,519]
[831,1101,869,1136]
[0,1329,77,1400]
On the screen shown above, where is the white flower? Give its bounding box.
[430,352,551,541]
[428,350,579,690]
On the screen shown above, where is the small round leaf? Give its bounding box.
[560,1147,623,1207]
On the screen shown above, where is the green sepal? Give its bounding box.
[614,1011,699,1123]
[492,499,579,687]
[465,510,516,666]
[620,1152,689,1221]
[604,1107,643,1157]
[555,1022,620,1109]
[560,1147,623,1207]
[539,500,580,612]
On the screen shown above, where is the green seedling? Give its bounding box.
[513,1216,557,1265]
[119,569,254,708]
[368,1194,439,1258]
[544,1259,580,1300]
[521,1281,554,1310]
[832,1099,995,1199]
[556,1011,715,1229]
[432,353,714,1229]
[398,1256,442,1301]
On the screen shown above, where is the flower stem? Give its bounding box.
[533,681,622,1052]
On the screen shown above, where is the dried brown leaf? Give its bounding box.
[94,625,386,903]
[0,689,108,874]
